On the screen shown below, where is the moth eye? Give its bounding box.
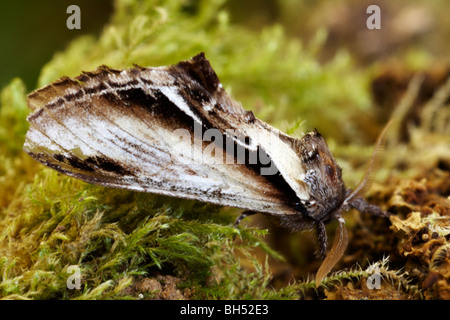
[302,148,318,162]
[325,164,334,177]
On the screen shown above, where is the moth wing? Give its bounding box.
[24,62,299,216]
[167,53,310,201]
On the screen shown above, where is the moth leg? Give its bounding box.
[349,196,390,218]
[232,211,257,241]
[315,220,328,259]
[233,210,257,228]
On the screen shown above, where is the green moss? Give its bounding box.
[0,0,375,300]
[0,165,289,299]
[2,0,448,300]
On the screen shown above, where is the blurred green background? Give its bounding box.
[0,0,113,90]
[2,0,450,91]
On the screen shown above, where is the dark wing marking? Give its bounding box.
[168,53,310,202]
[24,54,305,216]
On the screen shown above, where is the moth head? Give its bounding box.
[295,130,346,222]
[315,120,392,286]
[295,122,392,286]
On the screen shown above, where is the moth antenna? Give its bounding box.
[344,119,393,205]
[315,217,348,286]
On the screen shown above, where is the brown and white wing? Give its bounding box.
[24,54,302,216]
[166,54,309,201]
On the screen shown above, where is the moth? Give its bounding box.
[24,53,390,285]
